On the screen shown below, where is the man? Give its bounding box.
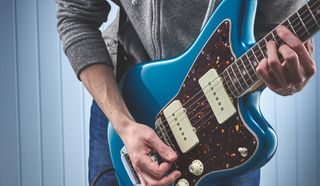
[57,0,316,185]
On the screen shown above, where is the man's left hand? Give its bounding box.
[256,25,316,96]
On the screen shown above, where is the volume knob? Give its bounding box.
[176,179,189,186]
[189,159,204,176]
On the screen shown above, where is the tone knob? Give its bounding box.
[189,159,204,176]
[176,179,189,186]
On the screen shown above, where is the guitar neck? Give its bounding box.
[223,0,320,98]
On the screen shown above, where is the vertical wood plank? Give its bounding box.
[83,88,92,186]
[16,0,42,185]
[275,94,297,186]
[61,49,86,186]
[260,89,278,186]
[38,0,64,185]
[314,33,320,186]
[296,55,318,185]
[0,0,21,186]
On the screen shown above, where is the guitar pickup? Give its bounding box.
[198,69,236,124]
[163,100,199,153]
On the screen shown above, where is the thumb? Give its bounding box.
[147,133,177,162]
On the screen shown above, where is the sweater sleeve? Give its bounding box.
[57,0,112,79]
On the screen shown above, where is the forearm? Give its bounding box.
[80,64,135,137]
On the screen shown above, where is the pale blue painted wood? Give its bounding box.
[1,1,320,186]
[38,0,65,185]
[260,89,277,186]
[296,33,319,186]
[296,76,318,186]
[60,48,87,186]
[313,33,320,186]
[0,1,21,186]
[16,0,42,185]
[83,88,92,186]
[275,95,297,186]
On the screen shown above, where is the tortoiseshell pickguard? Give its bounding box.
[156,20,257,185]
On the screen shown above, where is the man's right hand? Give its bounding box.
[80,65,181,186]
[121,122,181,186]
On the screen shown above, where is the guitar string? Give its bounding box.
[156,17,320,146]
[155,0,318,134]
[154,1,320,142]
[156,1,319,132]
[158,10,320,140]
[155,3,320,143]
[154,1,319,144]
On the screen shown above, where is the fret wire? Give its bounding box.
[286,19,298,36]
[222,70,237,98]
[291,3,318,41]
[238,58,254,85]
[245,52,259,81]
[270,31,280,46]
[290,12,308,41]
[234,60,249,88]
[265,33,275,45]
[297,8,311,36]
[304,3,320,34]
[307,2,320,27]
[252,46,264,65]
[229,66,243,95]
[156,2,320,138]
[221,1,319,98]
[226,68,240,97]
[300,13,318,37]
[257,42,266,58]
[232,65,245,94]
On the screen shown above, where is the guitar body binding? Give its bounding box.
[108,0,278,185]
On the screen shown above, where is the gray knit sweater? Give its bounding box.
[57,0,304,78]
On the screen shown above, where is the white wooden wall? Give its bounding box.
[0,0,319,186]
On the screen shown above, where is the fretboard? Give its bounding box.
[222,0,320,98]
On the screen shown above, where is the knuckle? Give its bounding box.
[284,52,298,62]
[268,59,279,69]
[153,170,162,179]
[145,132,155,142]
[291,42,303,51]
[293,76,304,84]
[149,180,159,186]
[131,154,141,166]
[308,65,316,76]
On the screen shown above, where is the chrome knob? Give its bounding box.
[176,179,189,186]
[189,159,204,176]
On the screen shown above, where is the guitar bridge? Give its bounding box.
[120,147,160,186]
[120,147,141,185]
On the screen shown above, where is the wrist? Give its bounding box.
[109,111,137,140]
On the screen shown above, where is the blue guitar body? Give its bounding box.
[108,0,278,185]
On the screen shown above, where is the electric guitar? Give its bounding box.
[108,0,320,185]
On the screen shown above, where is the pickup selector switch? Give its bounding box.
[189,159,204,176]
[176,179,189,186]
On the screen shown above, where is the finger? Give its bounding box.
[305,39,313,55]
[278,44,303,84]
[256,58,280,91]
[145,132,177,162]
[138,157,172,179]
[140,169,181,186]
[137,172,147,186]
[276,26,316,76]
[265,41,288,87]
